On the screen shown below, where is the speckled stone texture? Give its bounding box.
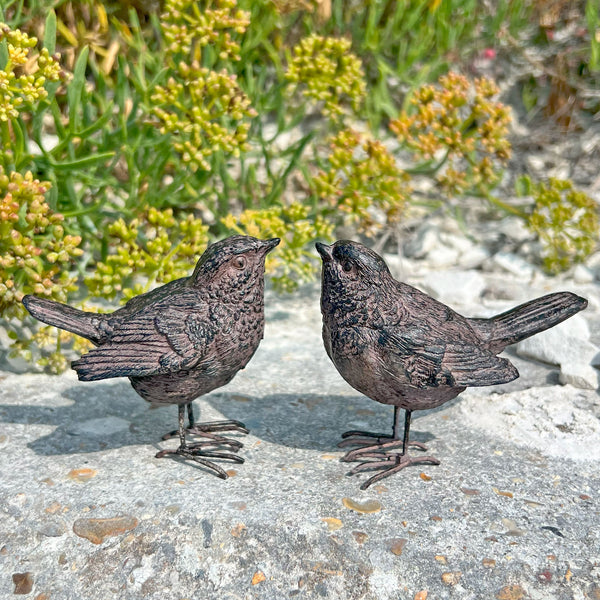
[0,279,599,600]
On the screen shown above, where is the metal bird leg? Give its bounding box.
[342,408,440,490]
[339,406,428,454]
[155,404,245,478]
[161,402,249,451]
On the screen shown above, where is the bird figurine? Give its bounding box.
[23,235,280,479]
[316,240,588,490]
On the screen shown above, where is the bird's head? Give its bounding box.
[191,235,280,297]
[316,240,391,307]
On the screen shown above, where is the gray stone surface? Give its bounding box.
[0,284,599,600]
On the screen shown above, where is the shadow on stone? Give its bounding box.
[207,392,437,451]
[0,382,440,455]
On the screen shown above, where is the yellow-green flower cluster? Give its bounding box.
[523,177,599,274]
[286,35,366,119]
[0,168,82,318]
[0,23,63,122]
[223,202,334,291]
[390,72,511,196]
[152,0,256,172]
[311,128,411,235]
[85,207,209,301]
[152,65,256,172]
[161,0,250,60]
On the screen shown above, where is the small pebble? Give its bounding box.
[12,573,33,595]
[73,515,138,544]
[342,498,382,514]
[321,517,343,532]
[441,571,461,586]
[495,584,526,600]
[68,468,97,482]
[390,538,407,556]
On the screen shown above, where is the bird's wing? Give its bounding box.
[380,329,518,388]
[379,329,447,388]
[71,302,214,381]
[442,343,519,386]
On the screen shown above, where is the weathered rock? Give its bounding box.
[422,270,486,305]
[492,252,535,278]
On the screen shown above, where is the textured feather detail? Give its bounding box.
[72,343,171,381]
[22,295,105,344]
[443,344,519,386]
[469,292,588,352]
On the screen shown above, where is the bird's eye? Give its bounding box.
[233,256,247,270]
[342,260,353,273]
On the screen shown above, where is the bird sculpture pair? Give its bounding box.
[22,235,587,490]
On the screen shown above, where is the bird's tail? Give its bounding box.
[470,292,587,353]
[22,295,102,344]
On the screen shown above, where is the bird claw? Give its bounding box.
[155,445,244,479]
[161,419,249,445]
[340,437,428,461]
[344,453,441,490]
[339,430,428,451]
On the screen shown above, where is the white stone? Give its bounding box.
[559,361,599,390]
[516,315,592,366]
[573,264,595,284]
[457,245,491,269]
[426,246,460,268]
[493,252,535,278]
[421,270,486,306]
[403,224,439,259]
[498,217,532,243]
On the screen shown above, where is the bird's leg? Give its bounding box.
[161,402,249,450]
[155,405,245,479]
[339,406,428,456]
[344,409,440,490]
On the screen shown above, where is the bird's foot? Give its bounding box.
[155,444,244,479]
[346,453,441,490]
[161,419,249,450]
[339,431,428,456]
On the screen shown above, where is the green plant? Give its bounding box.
[223,202,334,292]
[390,72,511,199]
[311,128,411,235]
[518,176,599,274]
[85,207,209,301]
[286,34,366,121]
[0,168,82,318]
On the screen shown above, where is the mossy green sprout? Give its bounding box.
[223,202,334,292]
[286,34,366,119]
[390,72,511,197]
[85,207,210,301]
[0,23,64,123]
[518,176,599,274]
[0,168,82,319]
[311,128,411,235]
[151,0,256,172]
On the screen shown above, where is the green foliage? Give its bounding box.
[311,128,410,235]
[518,176,599,274]
[223,203,334,292]
[390,72,511,197]
[0,168,82,318]
[85,207,209,301]
[151,0,257,172]
[286,35,366,120]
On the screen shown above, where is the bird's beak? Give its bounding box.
[261,238,280,254]
[315,242,333,262]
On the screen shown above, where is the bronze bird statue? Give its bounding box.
[316,240,587,490]
[23,235,280,478]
